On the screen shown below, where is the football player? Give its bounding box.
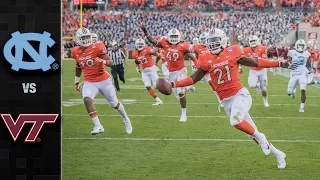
[133,38,163,105]
[167,28,288,168]
[138,23,198,122]
[287,39,311,113]
[91,33,98,43]
[243,35,270,107]
[72,28,132,135]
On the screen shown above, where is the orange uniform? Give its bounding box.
[243,45,268,71]
[309,49,319,63]
[71,42,110,82]
[198,45,244,100]
[157,37,191,72]
[132,46,155,70]
[193,44,208,57]
[158,47,166,64]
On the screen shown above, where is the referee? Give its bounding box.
[108,41,127,92]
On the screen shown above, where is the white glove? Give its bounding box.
[136,67,141,73]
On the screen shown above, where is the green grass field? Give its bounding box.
[62,59,320,180]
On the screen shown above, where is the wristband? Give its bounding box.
[75,76,80,84]
[102,60,107,65]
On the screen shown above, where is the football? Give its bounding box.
[156,78,172,95]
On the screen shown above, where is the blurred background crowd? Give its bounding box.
[62,0,319,51]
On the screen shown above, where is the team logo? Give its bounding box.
[3,31,58,72]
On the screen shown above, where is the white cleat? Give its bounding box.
[152,101,163,105]
[179,115,187,123]
[299,108,304,113]
[189,86,196,93]
[91,125,104,135]
[277,152,286,169]
[257,133,271,156]
[123,117,132,134]
[264,102,270,107]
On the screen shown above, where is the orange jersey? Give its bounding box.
[309,49,319,62]
[157,37,191,72]
[158,47,166,64]
[193,44,208,57]
[199,45,244,100]
[243,45,268,71]
[132,46,155,70]
[71,42,110,82]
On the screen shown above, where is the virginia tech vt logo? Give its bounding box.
[3,31,59,72]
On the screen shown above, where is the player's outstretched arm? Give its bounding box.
[137,22,158,46]
[150,50,161,65]
[172,68,206,88]
[238,56,290,68]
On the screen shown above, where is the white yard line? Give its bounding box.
[63,114,319,120]
[62,137,320,143]
[62,100,319,106]
[63,92,320,98]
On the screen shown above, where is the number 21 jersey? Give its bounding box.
[71,42,110,82]
[198,45,244,100]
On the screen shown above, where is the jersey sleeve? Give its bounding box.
[97,42,108,56]
[183,42,191,53]
[132,50,138,60]
[198,53,209,71]
[287,50,294,58]
[242,47,250,56]
[229,45,244,63]
[156,37,167,48]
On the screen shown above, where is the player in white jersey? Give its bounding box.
[91,33,98,43]
[287,39,311,112]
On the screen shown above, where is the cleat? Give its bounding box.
[123,117,132,134]
[277,152,286,169]
[257,133,271,156]
[152,101,163,105]
[189,86,196,93]
[179,115,187,123]
[264,102,270,107]
[299,108,304,113]
[91,125,104,135]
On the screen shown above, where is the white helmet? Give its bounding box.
[193,37,199,45]
[135,38,145,51]
[206,28,228,54]
[75,27,92,47]
[249,35,259,48]
[295,39,307,52]
[199,32,209,45]
[167,28,181,45]
[91,33,98,43]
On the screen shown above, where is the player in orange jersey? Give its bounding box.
[308,47,319,74]
[133,38,163,105]
[72,27,132,135]
[168,28,288,168]
[243,35,270,107]
[138,23,198,122]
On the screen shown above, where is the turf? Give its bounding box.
[62,58,320,180]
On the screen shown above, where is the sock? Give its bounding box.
[263,96,268,103]
[155,97,161,102]
[181,108,186,116]
[234,120,255,135]
[269,143,282,157]
[300,103,305,108]
[117,103,128,118]
[148,89,157,98]
[91,115,101,126]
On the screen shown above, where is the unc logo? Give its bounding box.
[3,31,56,72]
